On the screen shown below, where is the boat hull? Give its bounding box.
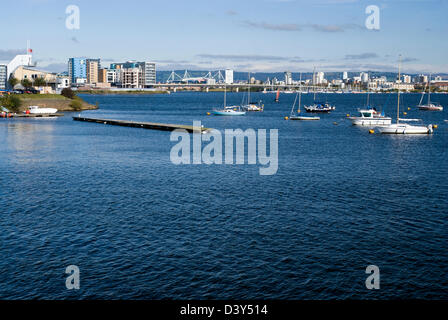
[290,116,320,121]
[350,117,392,126]
[378,124,433,134]
[212,110,246,116]
[418,105,443,111]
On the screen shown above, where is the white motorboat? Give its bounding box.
[27,105,58,114]
[349,109,392,126]
[379,56,433,135]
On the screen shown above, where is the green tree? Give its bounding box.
[33,77,47,87]
[21,79,33,89]
[8,76,18,88]
[0,95,22,112]
[61,87,76,99]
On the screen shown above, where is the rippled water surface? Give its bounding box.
[1,92,447,299]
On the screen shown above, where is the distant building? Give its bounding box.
[313,72,325,84]
[12,65,58,93]
[86,59,100,84]
[434,76,442,81]
[225,69,233,84]
[342,71,348,80]
[360,72,369,83]
[0,65,7,90]
[415,74,429,83]
[98,68,108,83]
[402,75,411,84]
[284,71,292,85]
[68,57,87,84]
[111,61,156,87]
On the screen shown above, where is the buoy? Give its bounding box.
[284,116,289,120]
[333,122,338,125]
[346,114,350,117]
[206,112,211,115]
[408,107,411,110]
[369,129,375,134]
[403,112,407,115]
[433,124,438,129]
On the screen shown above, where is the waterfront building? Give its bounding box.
[6,54,33,80]
[225,69,233,84]
[416,74,429,83]
[360,72,369,83]
[0,65,7,90]
[111,61,155,87]
[68,57,87,84]
[86,59,100,84]
[342,71,348,80]
[284,71,292,85]
[98,68,107,83]
[121,67,142,88]
[12,65,58,93]
[313,72,325,85]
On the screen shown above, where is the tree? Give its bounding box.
[8,76,18,88]
[61,87,76,99]
[21,79,33,89]
[0,95,22,112]
[33,77,47,87]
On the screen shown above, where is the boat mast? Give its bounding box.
[298,72,302,113]
[396,55,402,124]
[248,72,251,105]
[312,67,316,101]
[428,73,431,105]
[224,84,226,108]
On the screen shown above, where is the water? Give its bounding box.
[0,92,447,299]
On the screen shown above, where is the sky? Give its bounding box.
[1,0,447,74]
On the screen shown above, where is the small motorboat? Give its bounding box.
[304,102,335,113]
[27,105,58,114]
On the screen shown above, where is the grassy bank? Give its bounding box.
[19,94,97,112]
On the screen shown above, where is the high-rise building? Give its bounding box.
[0,65,7,90]
[225,69,233,84]
[68,58,87,84]
[342,71,348,80]
[98,68,108,83]
[284,71,292,85]
[111,61,156,87]
[313,72,325,85]
[360,72,369,83]
[86,59,100,84]
[402,75,411,84]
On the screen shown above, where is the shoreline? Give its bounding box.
[18,94,98,112]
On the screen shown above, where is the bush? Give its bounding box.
[0,95,22,112]
[70,98,84,111]
[61,88,76,99]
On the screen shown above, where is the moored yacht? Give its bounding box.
[349,108,392,126]
[27,105,58,114]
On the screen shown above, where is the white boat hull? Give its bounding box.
[290,116,320,121]
[28,106,58,114]
[378,123,433,134]
[350,117,392,126]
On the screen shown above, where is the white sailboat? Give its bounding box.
[289,73,320,121]
[304,67,335,113]
[241,72,263,112]
[212,85,245,116]
[417,74,443,111]
[379,56,433,135]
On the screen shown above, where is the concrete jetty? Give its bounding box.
[73,116,211,133]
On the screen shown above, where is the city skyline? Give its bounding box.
[1,0,448,73]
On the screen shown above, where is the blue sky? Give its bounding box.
[1,0,447,73]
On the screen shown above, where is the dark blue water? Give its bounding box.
[1,92,447,299]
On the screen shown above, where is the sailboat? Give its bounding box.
[212,85,246,116]
[417,74,443,111]
[241,72,263,112]
[274,89,280,103]
[289,73,320,121]
[304,67,335,113]
[378,56,433,134]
